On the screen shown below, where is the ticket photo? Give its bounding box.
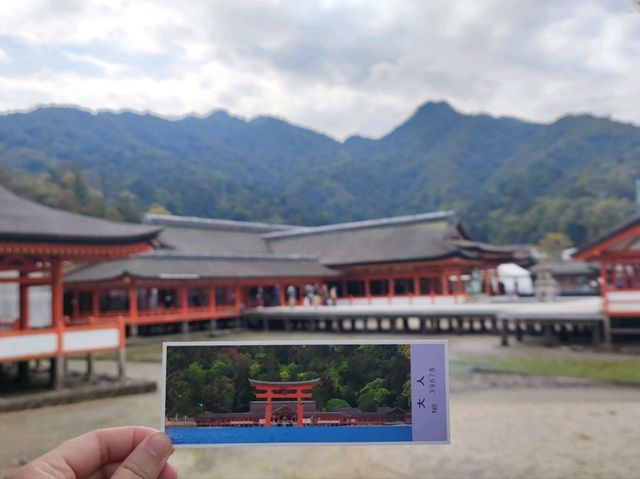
[162,339,449,447]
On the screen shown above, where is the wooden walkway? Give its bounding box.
[242,297,609,346]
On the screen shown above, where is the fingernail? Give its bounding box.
[146,433,173,459]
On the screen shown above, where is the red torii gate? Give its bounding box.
[249,378,320,427]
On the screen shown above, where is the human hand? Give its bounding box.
[8,426,177,479]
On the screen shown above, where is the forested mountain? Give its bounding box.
[0,101,638,246]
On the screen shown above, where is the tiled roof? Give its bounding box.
[0,185,160,244]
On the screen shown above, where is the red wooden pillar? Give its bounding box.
[430,277,436,304]
[600,261,610,315]
[92,288,100,318]
[235,285,242,310]
[484,269,491,295]
[279,283,286,306]
[129,284,139,324]
[18,271,29,330]
[387,278,393,304]
[179,286,189,315]
[264,388,273,427]
[296,391,304,427]
[301,283,308,305]
[442,271,450,295]
[364,278,371,305]
[413,276,420,296]
[209,284,217,313]
[51,259,64,349]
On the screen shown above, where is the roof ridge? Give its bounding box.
[143,213,299,233]
[140,251,320,262]
[263,210,457,240]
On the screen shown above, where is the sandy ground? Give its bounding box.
[2,333,640,479]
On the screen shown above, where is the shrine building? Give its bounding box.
[0,185,160,387]
[192,378,410,427]
[574,214,640,337]
[64,211,527,335]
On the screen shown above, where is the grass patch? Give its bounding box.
[96,344,163,363]
[476,356,640,385]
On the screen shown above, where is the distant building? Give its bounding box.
[530,261,599,297]
[574,214,640,336]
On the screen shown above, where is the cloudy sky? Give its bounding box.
[0,0,639,140]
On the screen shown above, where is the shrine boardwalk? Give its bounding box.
[241,298,608,347]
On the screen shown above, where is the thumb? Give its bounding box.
[111,432,174,479]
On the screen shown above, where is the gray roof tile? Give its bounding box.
[0,185,160,244]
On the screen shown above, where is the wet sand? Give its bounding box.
[2,333,639,479]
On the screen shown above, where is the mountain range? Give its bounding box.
[1,101,639,246]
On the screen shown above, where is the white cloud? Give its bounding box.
[0,0,639,139]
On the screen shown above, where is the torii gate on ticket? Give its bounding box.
[249,378,320,427]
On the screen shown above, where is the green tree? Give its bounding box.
[325,398,350,411]
[357,378,391,411]
[147,203,171,215]
[537,232,573,260]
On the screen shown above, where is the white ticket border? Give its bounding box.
[161,339,450,448]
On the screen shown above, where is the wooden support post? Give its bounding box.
[592,323,601,346]
[17,361,30,383]
[602,317,612,347]
[500,318,509,346]
[86,354,94,380]
[118,348,126,379]
[387,278,393,304]
[543,324,553,347]
[50,358,62,388]
[515,322,523,342]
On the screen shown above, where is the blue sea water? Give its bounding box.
[167,425,413,445]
